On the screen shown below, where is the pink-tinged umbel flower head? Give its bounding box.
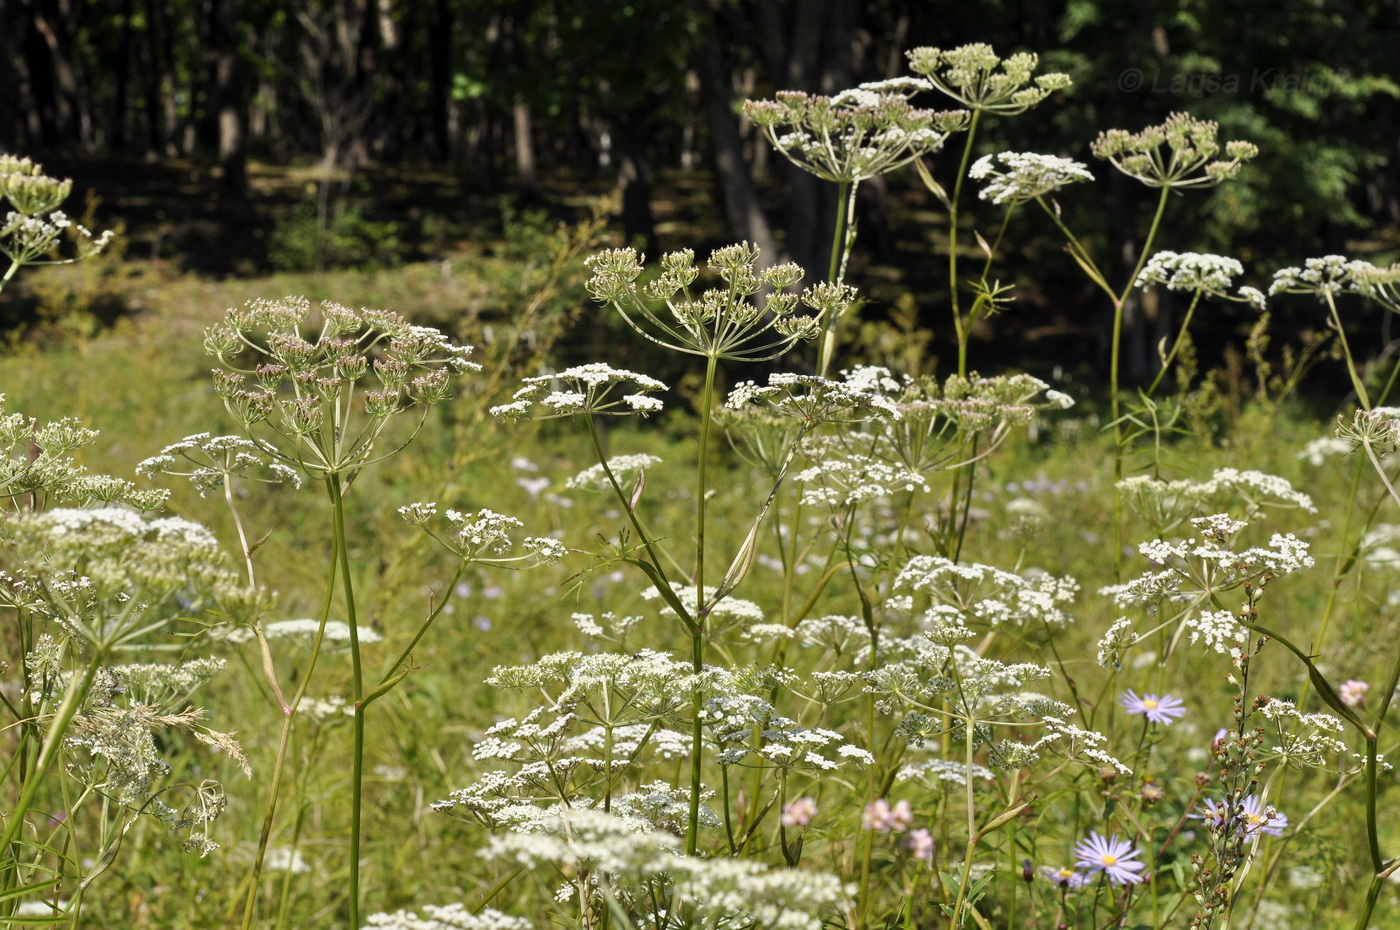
[862,798,913,832]
[1073,831,1146,886]
[1340,679,1370,708]
[906,828,934,861]
[780,797,818,827]
[1119,689,1187,725]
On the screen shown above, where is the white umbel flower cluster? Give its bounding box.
[1256,699,1349,768]
[398,503,564,565]
[1135,251,1244,296]
[968,152,1093,205]
[743,82,965,184]
[727,373,901,424]
[894,555,1078,628]
[1117,468,1315,533]
[360,904,532,930]
[477,807,851,930]
[1185,608,1248,657]
[796,454,929,507]
[1270,255,1383,299]
[491,364,667,420]
[566,453,662,491]
[137,432,302,495]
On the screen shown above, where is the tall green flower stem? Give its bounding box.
[686,356,720,855]
[327,473,368,930]
[580,412,703,853]
[1039,186,1172,579]
[1143,289,1205,398]
[942,202,1015,563]
[239,539,341,930]
[946,110,984,379]
[0,259,20,295]
[1325,290,1373,411]
[817,181,860,378]
[694,356,718,621]
[0,654,103,872]
[272,798,308,930]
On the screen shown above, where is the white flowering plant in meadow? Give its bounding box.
[403,49,1400,930]
[0,169,266,916]
[7,44,1400,930]
[0,502,257,921]
[195,295,571,930]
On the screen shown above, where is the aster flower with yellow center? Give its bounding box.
[1120,689,1187,725]
[1073,832,1146,886]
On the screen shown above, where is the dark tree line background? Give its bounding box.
[2,0,1400,378]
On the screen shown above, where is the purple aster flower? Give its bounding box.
[1119,689,1186,725]
[1073,831,1146,886]
[1040,864,1091,888]
[1192,795,1287,837]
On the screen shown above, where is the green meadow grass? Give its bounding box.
[1,255,1395,928]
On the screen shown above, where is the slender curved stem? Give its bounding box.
[272,800,308,930]
[0,656,103,863]
[686,629,705,857]
[327,475,366,930]
[362,561,467,710]
[223,473,257,587]
[1144,290,1204,398]
[949,109,983,378]
[580,414,685,629]
[818,179,861,377]
[956,206,1015,377]
[239,536,340,930]
[952,436,980,564]
[1037,200,1116,302]
[1327,291,1372,411]
[0,259,20,295]
[685,356,720,856]
[696,355,718,600]
[837,181,859,283]
[1107,186,1173,580]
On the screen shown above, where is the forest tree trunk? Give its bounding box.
[209,0,246,194]
[687,0,778,262]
